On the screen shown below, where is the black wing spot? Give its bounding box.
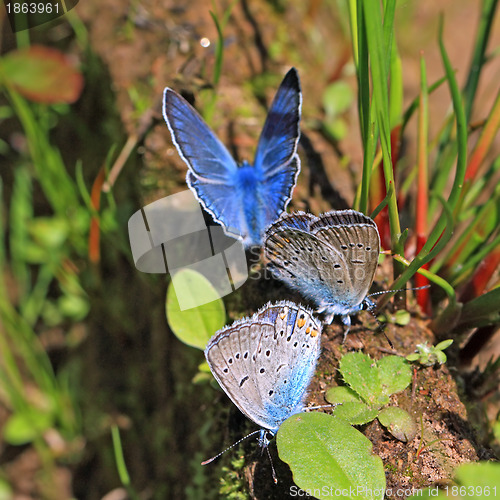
[228,358,233,364]
[266,349,271,357]
[235,353,240,359]
[244,352,249,359]
[334,264,341,269]
[239,375,249,387]
[268,390,274,396]
[341,245,348,250]
[337,280,344,284]
[260,368,265,374]
[223,368,228,373]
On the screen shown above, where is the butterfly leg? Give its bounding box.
[341,315,351,343]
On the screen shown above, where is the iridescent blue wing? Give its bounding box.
[254,68,302,177]
[247,68,302,245]
[163,88,245,240]
[163,88,238,182]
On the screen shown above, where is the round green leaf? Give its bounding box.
[325,385,362,404]
[377,407,416,442]
[166,269,226,350]
[340,352,381,406]
[377,356,412,396]
[333,402,379,426]
[3,410,53,445]
[277,412,385,500]
[0,478,13,500]
[454,461,500,487]
[0,46,83,103]
[323,81,355,118]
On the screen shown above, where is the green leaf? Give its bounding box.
[3,410,53,445]
[333,401,379,426]
[377,407,416,442]
[323,81,355,118]
[277,412,385,500]
[326,386,378,425]
[454,461,500,487]
[166,269,226,350]
[0,478,13,500]
[325,385,362,404]
[408,461,500,498]
[435,339,453,351]
[377,356,412,396]
[458,287,500,329]
[339,352,381,406]
[0,45,83,104]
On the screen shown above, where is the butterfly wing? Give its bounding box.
[254,68,302,178]
[265,213,359,314]
[238,68,301,243]
[163,88,247,240]
[163,88,238,182]
[312,210,380,308]
[205,301,321,432]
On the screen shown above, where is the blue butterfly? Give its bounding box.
[163,68,301,247]
[264,210,381,339]
[203,301,322,456]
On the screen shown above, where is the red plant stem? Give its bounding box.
[415,53,429,312]
[464,89,500,182]
[372,126,401,250]
[459,248,500,302]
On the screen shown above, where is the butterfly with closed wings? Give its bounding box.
[202,301,322,472]
[163,68,302,247]
[264,210,381,340]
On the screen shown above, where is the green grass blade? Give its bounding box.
[462,0,499,121]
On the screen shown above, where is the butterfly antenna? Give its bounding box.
[265,446,278,484]
[366,284,431,301]
[201,429,261,465]
[365,300,394,349]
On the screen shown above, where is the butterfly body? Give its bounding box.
[264,210,380,337]
[163,69,302,247]
[205,301,322,446]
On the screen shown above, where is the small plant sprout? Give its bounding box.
[406,340,453,367]
[326,352,417,442]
